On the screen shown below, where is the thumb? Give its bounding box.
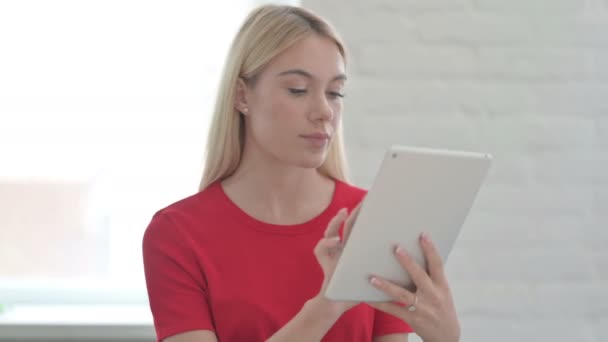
[343,202,363,242]
[324,208,348,238]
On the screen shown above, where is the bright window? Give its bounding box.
[0,0,290,306]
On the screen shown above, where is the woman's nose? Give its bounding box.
[311,94,333,122]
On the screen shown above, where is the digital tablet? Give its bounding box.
[325,145,492,302]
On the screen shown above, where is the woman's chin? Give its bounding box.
[278,146,328,169]
[296,152,327,169]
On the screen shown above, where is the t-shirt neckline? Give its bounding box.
[213,179,343,235]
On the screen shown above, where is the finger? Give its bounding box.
[324,208,348,238]
[342,202,363,242]
[394,246,434,292]
[419,232,447,285]
[314,236,342,261]
[314,236,341,255]
[369,276,417,306]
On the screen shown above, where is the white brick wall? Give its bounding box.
[301,0,608,341]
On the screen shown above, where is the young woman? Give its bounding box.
[143,4,461,342]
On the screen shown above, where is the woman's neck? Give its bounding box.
[221,146,335,225]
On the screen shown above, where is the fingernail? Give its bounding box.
[370,277,381,286]
[395,246,407,257]
[420,232,428,242]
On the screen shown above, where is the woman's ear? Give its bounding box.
[234,78,250,116]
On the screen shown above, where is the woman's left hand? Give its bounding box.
[367,232,461,342]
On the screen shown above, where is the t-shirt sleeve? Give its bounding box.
[142,211,215,342]
[372,308,414,337]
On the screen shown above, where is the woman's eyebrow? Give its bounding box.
[276,68,347,82]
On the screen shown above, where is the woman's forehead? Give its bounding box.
[263,35,345,82]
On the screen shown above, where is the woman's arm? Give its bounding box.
[374,334,409,342]
[159,295,348,342]
[266,296,344,342]
[157,293,345,342]
[163,330,218,342]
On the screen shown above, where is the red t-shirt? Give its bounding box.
[142,179,413,341]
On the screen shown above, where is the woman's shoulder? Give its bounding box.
[145,181,225,235]
[334,178,368,206]
[170,181,222,210]
[160,181,221,212]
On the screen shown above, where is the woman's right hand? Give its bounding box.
[312,204,362,314]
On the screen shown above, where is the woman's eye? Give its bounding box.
[288,88,307,95]
[328,91,345,99]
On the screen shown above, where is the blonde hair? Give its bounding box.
[198,4,350,191]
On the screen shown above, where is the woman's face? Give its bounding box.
[236,34,346,169]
